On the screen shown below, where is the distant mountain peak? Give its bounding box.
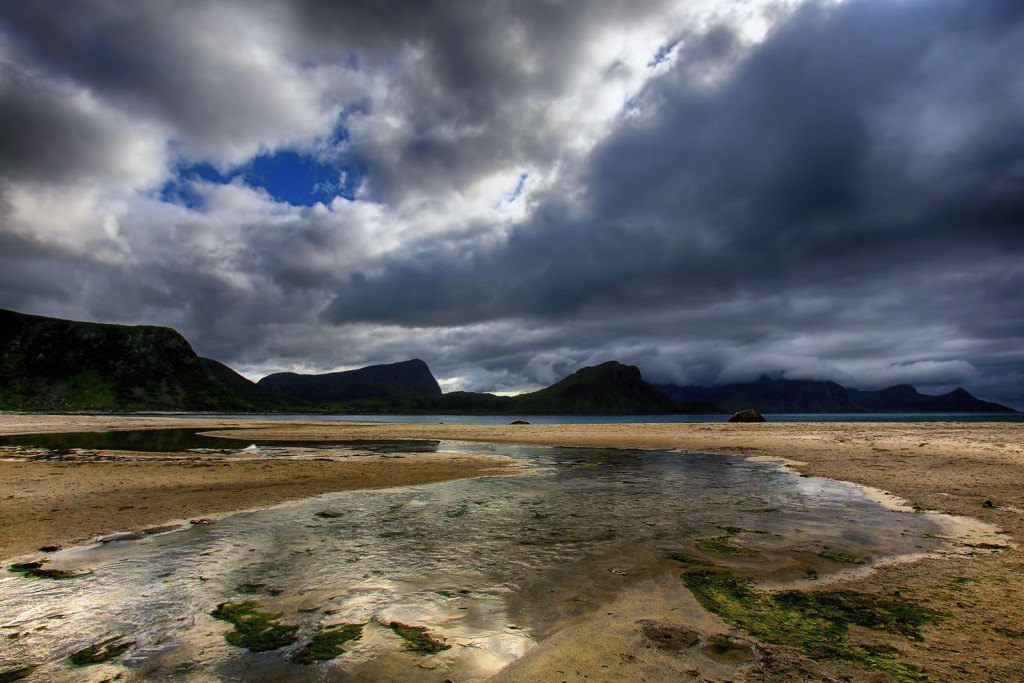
[513,360,678,414]
[257,359,442,404]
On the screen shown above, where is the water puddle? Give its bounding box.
[0,440,949,681]
[0,428,439,460]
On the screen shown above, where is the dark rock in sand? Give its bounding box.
[636,620,701,652]
[729,408,766,423]
[510,420,530,425]
[701,633,756,663]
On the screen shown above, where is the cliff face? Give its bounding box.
[257,359,443,404]
[0,309,243,410]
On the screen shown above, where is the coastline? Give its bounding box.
[1,415,1022,681]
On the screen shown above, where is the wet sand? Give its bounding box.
[1,414,1023,681]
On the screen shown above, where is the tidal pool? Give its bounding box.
[0,440,947,682]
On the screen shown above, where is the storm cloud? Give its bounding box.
[0,0,1022,407]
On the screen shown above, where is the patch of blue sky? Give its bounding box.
[647,39,680,68]
[158,162,226,209]
[159,151,365,209]
[508,172,529,203]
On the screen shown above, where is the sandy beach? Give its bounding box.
[1,414,1022,681]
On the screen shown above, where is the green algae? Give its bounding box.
[294,623,365,664]
[819,549,859,563]
[718,526,768,535]
[994,627,1024,639]
[946,576,975,587]
[210,601,299,652]
[8,560,88,580]
[68,637,134,665]
[664,551,715,567]
[695,536,759,557]
[445,504,469,518]
[235,582,283,596]
[0,665,38,682]
[681,570,941,683]
[386,622,451,653]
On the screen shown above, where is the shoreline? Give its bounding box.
[2,415,1023,681]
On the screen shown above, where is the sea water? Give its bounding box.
[147,412,1024,424]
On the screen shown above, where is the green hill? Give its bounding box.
[0,309,305,412]
[511,361,681,414]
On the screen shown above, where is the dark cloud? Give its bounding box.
[316,0,1024,404]
[281,0,676,203]
[0,0,1021,408]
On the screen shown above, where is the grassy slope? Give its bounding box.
[0,309,276,411]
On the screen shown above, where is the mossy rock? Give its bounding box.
[211,601,299,652]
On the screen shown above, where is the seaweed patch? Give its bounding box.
[818,549,859,563]
[293,623,365,664]
[69,637,135,665]
[210,601,299,652]
[695,536,759,557]
[8,560,89,580]
[386,622,451,653]
[682,570,941,683]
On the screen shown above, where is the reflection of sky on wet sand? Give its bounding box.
[0,441,946,681]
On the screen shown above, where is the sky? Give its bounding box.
[1,0,1022,407]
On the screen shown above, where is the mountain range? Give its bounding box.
[258,359,441,403]
[0,309,1015,414]
[655,376,1013,414]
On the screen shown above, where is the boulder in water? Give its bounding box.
[728,408,766,423]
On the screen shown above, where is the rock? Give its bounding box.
[728,408,766,423]
[510,420,531,425]
[700,633,756,663]
[635,620,701,652]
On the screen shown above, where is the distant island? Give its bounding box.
[0,309,1015,414]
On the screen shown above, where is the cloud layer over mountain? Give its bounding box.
[1,0,1021,406]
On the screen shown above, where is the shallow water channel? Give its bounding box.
[0,437,946,682]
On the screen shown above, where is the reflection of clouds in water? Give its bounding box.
[0,442,943,681]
